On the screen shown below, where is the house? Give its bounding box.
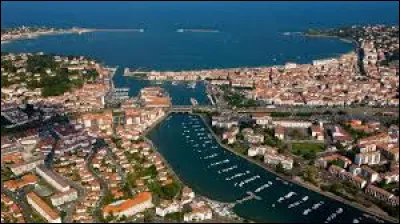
[354,151,381,166]
[317,154,352,169]
[311,123,324,141]
[274,125,285,140]
[26,192,61,223]
[4,174,38,192]
[252,113,271,126]
[181,186,195,205]
[183,201,213,222]
[339,172,367,189]
[331,126,352,146]
[264,152,293,170]
[247,146,267,157]
[155,200,181,217]
[360,165,380,183]
[103,192,154,218]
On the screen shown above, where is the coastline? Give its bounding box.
[195,113,398,224]
[143,111,246,222]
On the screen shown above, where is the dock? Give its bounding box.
[235,191,262,205]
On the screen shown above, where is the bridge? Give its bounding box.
[169,105,218,113]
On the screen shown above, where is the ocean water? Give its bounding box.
[2,2,398,104]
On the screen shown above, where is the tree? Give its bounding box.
[276,163,285,174]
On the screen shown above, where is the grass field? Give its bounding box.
[291,143,325,159]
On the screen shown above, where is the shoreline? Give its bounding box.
[143,111,398,223]
[143,111,246,222]
[195,114,398,224]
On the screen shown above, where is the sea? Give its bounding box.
[2,2,398,104]
[1,3,399,222]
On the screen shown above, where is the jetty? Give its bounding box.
[235,191,262,205]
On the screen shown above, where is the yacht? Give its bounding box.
[303,208,312,215]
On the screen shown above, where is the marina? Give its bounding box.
[147,113,391,223]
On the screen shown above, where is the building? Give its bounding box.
[155,200,181,217]
[311,123,324,141]
[9,156,44,176]
[264,153,293,170]
[252,113,271,126]
[365,185,399,207]
[360,165,380,183]
[354,151,381,166]
[36,165,70,192]
[181,186,195,205]
[317,154,352,169]
[247,146,267,157]
[271,120,312,128]
[26,192,61,223]
[183,201,213,222]
[274,125,285,140]
[78,111,113,135]
[331,126,352,146]
[103,192,154,218]
[50,188,78,207]
[339,172,367,189]
[4,174,38,192]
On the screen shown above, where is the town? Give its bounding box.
[1,24,399,224]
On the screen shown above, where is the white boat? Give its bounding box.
[268,181,273,185]
[303,208,312,215]
[337,208,343,214]
[254,183,270,193]
[353,219,359,223]
[302,196,309,201]
[284,192,296,199]
[272,204,275,207]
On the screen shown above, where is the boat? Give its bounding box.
[188,82,196,89]
[336,208,343,214]
[268,181,273,185]
[303,208,312,215]
[172,81,179,85]
[284,192,296,199]
[353,219,359,223]
[254,183,270,193]
[302,196,309,201]
[177,29,184,33]
[272,204,276,207]
[191,97,198,106]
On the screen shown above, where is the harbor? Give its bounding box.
[147,113,394,223]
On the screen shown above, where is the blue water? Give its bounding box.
[148,113,392,223]
[2,2,398,70]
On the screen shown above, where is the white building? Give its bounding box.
[354,151,381,166]
[247,146,267,157]
[155,200,181,217]
[183,201,213,222]
[264,153,293,170]
[36,165,70,192]
[9,156,44,176]
[50,188,78,207]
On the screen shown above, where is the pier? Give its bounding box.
[235,191,262,205]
